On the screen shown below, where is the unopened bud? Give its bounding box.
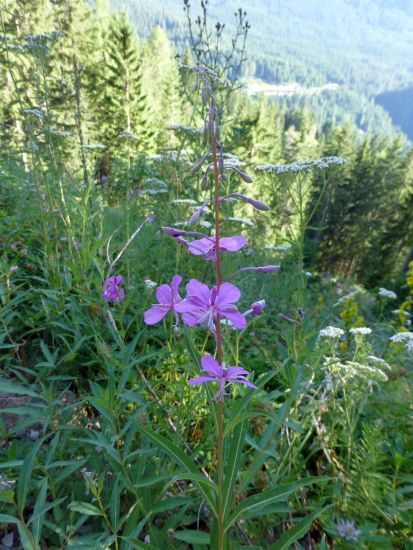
[251,300,266,315]
[278,313,297,324]
[190,151,210,175]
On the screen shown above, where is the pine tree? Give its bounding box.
[142,26,183,147]
[93,13,155,154]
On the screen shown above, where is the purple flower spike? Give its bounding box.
[222,192,270,211]
[144,275,182,325]
[175,279,247,332]
[188,235,246,260]
[189,354,257,401]
[251,300,266,315]
[101,275,125,303]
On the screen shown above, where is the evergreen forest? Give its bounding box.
[0,1,412,549]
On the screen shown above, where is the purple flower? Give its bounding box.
[188,235,246,260]
[189,354,257,401]
[251,300,266,315]
[144,275,182,325]
[175,279,247,332]
[101,275,125,302]
[337,519,362,541]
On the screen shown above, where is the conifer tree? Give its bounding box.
[93,13,155,155]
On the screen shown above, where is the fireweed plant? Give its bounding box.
[134,65,329,548]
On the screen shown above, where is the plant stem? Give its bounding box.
[211,99,224,550]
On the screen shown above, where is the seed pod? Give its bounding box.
[215,124,221,141]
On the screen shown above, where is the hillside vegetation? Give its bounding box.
[0,1,412,548]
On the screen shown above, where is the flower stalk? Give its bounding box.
[210,98,225,550]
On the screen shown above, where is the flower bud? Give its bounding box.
[251,300,266,315]
[190,151,210,175]
[222,193,270,211]
[278,312,297,324]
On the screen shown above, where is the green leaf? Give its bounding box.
[223,409,279,437]
[222,420,247,520]
[173,530,210,544]
[270,507,330,549]
[134,423,217,515]
[110,479,121,532]
[0,513,21,524]
[0,379,42,400]
[120,538,158,550]
[226,477,330,529]
[165,472,218,494]
[150,497,192,514]
[31,478,47,545]
[183,326,218,428]
[68,501,102,516]
[17,437,45,512]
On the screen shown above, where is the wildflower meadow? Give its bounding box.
[0,1,412,549]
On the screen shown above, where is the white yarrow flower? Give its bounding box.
[319,326,345,338]
[378,287,397,299]
[349,327,372,335]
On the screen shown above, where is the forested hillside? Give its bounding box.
[0,1,413,548]
[109,0,413,137]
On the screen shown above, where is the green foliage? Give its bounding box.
[0,1,412,548]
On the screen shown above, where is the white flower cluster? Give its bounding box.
[319,326,344,338]
[81,144,106,150]
[256,156,345,174]
[172,199,197,204]
[323,355,389,391]
[141,189,168,195]
[390,331,413,352]
[367,356,391,370]
[378,287,397,299]
[118,130,140,140]
[272,244,292,251]
[168,124,202,137]
[144,279,157,289]
[349,327,372,335]
[24,30,63,43]
[22,108,43,118]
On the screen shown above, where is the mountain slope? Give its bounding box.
[109,0,413,136]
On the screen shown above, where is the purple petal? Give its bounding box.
[188,237,214,256]
[233,378,257,389]
[175,299,198,313]
[170,275,182,302]
[216,282,241,306]
[107,275,123,285]
[219,236,247,252]
[251,300,266,314]
[201,355,222,377]
[185,279,211,305]
[144,305,169,325]
[156,283,172,305]
[221,309,247,329]
[188,375,217,385]
[226,366,251,377]
[181,312,201,327]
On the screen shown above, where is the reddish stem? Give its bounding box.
[210,102,224,550]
